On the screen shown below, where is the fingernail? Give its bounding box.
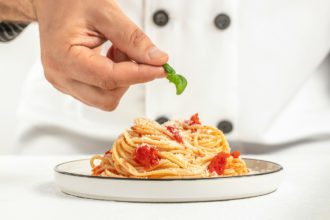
[148,47,167,60]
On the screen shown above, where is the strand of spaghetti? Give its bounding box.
[123,131,136,147]
[131,137,184,150]
[157,151,188,169]
[146,160,180,170]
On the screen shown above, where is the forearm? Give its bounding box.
[0,0,36,22]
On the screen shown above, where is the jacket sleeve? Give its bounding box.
[0,22,28,42]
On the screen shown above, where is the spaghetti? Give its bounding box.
[90,114,249,178]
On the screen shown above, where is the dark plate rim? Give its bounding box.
[54,158,283,181]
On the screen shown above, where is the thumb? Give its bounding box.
[95,2,168,65]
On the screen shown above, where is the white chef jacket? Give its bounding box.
[15,0,330,154]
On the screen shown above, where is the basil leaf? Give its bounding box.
[163,63,187,95]
[163,63,176,74]
[166,73,187,95]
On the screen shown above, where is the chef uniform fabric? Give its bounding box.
[14,0,330,154]
[0,22,28,42]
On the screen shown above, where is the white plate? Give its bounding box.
[54,158,283,202]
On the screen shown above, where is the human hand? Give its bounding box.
[32,0,168,111]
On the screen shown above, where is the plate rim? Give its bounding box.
[54,158,284,181]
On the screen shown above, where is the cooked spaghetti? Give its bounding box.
[90,114,249,179]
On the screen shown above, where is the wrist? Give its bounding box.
[0,0,37,22]
[28,0,38,21]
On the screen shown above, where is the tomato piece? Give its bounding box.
[104,149,112,158]
[92,165,104,176]
[189,113,201,125]
[166,126,183,143]
[166,126,175,133]
[207,152,230,175]
[133,145,160,169]
[231,150,240,159]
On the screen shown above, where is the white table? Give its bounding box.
[1,140,330,220]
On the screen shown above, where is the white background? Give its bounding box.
[0,23,39,154]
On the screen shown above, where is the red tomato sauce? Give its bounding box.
[133,145,160,169]
[231,150,240,158]
[189,113,201,125]
[208,152,230,175]
[166,126,183,143]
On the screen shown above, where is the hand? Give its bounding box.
[32,0,168,111]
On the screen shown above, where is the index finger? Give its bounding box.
[69,46,166,90]
[111,61,166,87]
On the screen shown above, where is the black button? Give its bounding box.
[156,116,170,124]
[214,13,231,30]
[217,120,233,134]
[153,10,169,27]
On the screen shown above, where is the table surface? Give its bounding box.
[1,140,330,220]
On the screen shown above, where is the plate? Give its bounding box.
[54,158,283,202]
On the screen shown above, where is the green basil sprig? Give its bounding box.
[163,63,187,95]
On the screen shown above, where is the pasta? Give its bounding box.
[90,114,249,179]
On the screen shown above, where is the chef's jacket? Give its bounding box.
[15,0,330,154]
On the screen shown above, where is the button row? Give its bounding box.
[153,10,231,30]
[155,116,170,125]
[155,116,233,134]
[214,14,231,30]
[153,10,169,27]
[216,120,233,134]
